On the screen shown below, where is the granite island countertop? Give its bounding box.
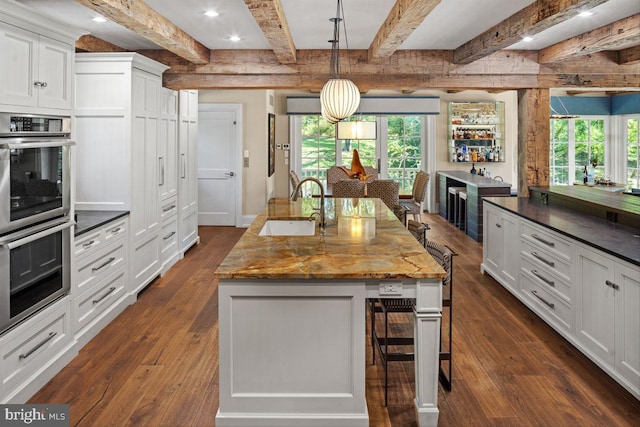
[484,196,640,266]
[214,197,446,280]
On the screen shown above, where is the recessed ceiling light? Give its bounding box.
[204,10,219,17]
[578,11,594,17]
[92,16,107,23]
[522,36,534,42]
[228,35,241,42]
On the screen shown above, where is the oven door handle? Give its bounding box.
[0,219,73,249]
[2,139,76,149]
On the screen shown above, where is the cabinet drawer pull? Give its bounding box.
[41,81,48,88]
[605,280,619,290]
[82,239,95,248]
[163,205,176,212]
[92,257,115,272]
[531,233,555,247]
[531,251,555,267]
[163,231,176,240]
[110,227,122,234]
[495,223,502,228]
[19,332,57,360]
[93,286,117,305]
[531,269,555,287]
[531,290,554,309]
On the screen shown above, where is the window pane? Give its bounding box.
[386,116,422,195]
[628,144,638,169]
[552,143,569,166]
[301,116,336,187]
[575,120,588,142]
[552,168,569,185]
[627,119,638,143]
[590,143,605,167]
[575,143,588,166]
[590,120,605,142]
[551,119,568,142]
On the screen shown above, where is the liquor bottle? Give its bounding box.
[583,165,587,183]
[470,163,477,175]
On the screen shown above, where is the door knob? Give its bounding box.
[225,171,235,177]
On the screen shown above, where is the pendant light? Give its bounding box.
[320,0,360,121]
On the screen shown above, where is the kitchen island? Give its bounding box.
[214,197,446,427]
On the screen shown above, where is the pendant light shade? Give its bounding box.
[320,78,360,121]
[319,0,360,122]
[321,105,340,124]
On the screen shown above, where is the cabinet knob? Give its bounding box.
[605,280,619,290]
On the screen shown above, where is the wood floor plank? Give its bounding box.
[27,219,640,427]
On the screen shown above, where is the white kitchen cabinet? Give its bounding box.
[74,53,168,295]
[481,201,519,293]
[178,90,199,254]
[0,297,75,403]
[0,1,82,113]
[160,88,179,202]
[576,244,640,395]
[72,217,132,348]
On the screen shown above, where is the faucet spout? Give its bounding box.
[292,177,326,231]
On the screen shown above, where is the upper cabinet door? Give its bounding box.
[37,35,72,110]
[0,22,73,111]
[0,22,38,108]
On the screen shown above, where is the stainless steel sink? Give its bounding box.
[258,220,316,236]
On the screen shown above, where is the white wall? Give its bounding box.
[198,89,275,217]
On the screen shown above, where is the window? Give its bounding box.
[549,117,607,185]
[627,117,639,189]
[295,115,425,196]
[386,116,422,193]
[300,115,336,188]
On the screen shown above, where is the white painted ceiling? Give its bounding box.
[14,0,640,52]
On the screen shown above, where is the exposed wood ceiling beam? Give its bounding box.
[76,34,125,52]
[243,0,296,64]
[452,0,610,64]
[73,0,210,64]
[539,13,640,63]
[618,45,640,65]
[140,49,637,91]
[367,0,440,62]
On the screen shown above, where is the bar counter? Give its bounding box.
[438,170,512,241]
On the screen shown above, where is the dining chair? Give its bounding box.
[371,222,455,405]
[289,170,301,198]
[400,170,430,221]
[366,179,400,210]
[363,166,378,183]
[326,166,351,194]
[332,179,366,198]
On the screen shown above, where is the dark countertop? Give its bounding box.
[530,185,640,216]
[484,197,640,266]
[75,210,129,236]
[439,170,512,188]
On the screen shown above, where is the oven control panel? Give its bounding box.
[0,113,71,136]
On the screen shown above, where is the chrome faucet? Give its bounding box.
[291,177,326,232]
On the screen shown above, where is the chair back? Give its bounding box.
[407,219,427,246]
[289,170,301,198]
[363,166,378,183]
[332,179,366,198]
[412,171,430,204]
[367,179,399,210]
[327,166,350,187]
[425,240,455,299]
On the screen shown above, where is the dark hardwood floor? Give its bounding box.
[30,214,640,426]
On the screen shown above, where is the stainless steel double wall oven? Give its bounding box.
[0,113,74,334]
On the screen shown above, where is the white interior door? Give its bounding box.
[197,108,237,226]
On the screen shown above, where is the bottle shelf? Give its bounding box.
[448,101,505,163]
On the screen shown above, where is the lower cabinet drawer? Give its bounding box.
[161,217,178,259]
[521,240,572,281]
[1,298,72,394]
[74,268,127,333]
[75,239,126,295]
[521,272,572,333]
[521,256,571,303]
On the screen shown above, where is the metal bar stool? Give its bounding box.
[457,190,467,231]
[447,186,466,227]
